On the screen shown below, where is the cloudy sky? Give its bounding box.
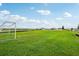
[0,3,79,28]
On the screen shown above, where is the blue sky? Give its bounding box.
[0,3,79,28]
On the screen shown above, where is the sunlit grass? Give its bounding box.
[0,30,79,56]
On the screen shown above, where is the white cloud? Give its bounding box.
[56,17,63,20]
[36,10,51,15]
[0,10,11,20]
[39,20,58,28]
[9,15,22,21]
[21,18,58,28]
[64,12,72,17]
[21,17,28,22]
[29,19,41,23]
[23,19,40,23]
[0,10,10,15]
[0,10,58,28]
[43,20,49,24]
[0,10,27,22]
[0,10,40,23]
[0,3,2,6]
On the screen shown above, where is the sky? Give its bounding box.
[0,3,79,28]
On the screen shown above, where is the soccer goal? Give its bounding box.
[0,21,16,39]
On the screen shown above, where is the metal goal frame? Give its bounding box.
[0,21,16,39]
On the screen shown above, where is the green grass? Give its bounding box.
[0,30,79,56]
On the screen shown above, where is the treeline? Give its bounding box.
[0,24,79,32]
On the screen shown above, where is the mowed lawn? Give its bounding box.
[0,30,79,56]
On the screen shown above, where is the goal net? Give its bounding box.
[0,21,16,39]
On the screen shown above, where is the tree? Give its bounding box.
[62,26,64,30]
[71,28,73,31]
[77,24,79,30]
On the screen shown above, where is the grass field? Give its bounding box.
[0,30,79,56]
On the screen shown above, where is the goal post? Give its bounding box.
[0,21,16,39]
[14,22,16,39]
